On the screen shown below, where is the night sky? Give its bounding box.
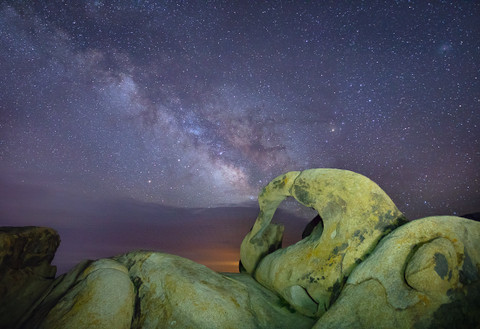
[1,1,479,274]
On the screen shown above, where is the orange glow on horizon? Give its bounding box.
[185,247,241,273]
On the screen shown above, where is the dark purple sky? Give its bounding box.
[1,1,479,274]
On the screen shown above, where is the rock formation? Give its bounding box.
[240,169,407,316]
[10,250,314,329]
[1,169,479,328]
[313,216,480,328]
[0,227,59,328]
[113,252,315,329]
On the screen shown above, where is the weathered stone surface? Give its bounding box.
[313,216,480,329]
[240,169,406,317]
[115,251,315,329]
[0,226,59,328]
[1,230,314,329]
[39,258,135,329]
[18,259,92,328]
[2,169,479,329]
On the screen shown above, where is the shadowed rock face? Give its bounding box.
[240,169,407,317]
[301,214,323,240]
[0,227,60,328]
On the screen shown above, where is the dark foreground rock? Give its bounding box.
[0,227,59,328]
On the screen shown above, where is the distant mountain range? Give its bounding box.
[462,212,480,221]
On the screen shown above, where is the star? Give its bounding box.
[0,0,478,273]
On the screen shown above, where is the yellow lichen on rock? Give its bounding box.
[240,168,406,317]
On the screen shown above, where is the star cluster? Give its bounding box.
[0,1,479,271]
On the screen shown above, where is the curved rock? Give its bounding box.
[40,259,135,329]
[39,259,135,329]
[240,168,407,316]
[114,251,315,329]
[17,250,315,329]
[314,216,480,328]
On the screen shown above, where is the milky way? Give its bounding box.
[0,1,479,272]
